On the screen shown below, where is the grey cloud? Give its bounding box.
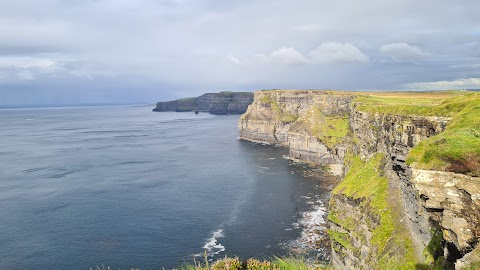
[267,47,310,65]
[380,43,426,63]
[404,78,480,90]
[0,0,479,105]
[309,43,369,64]
[260,43,369,65]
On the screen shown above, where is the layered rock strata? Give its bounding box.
[153,92,253,114]
[239,90,352,174]
[238,90,480,269]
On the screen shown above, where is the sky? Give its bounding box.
[0,0,479,106]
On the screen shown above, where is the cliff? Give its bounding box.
[153,91,253,114]
[239,90,480,269]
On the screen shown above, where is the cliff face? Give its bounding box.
[239,90,480,269]
[153,92,253,114]
[239,91,352,175]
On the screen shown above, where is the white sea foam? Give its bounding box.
[199,229,226,258]
[257,165,280,175]
[258,157,277,160]
[285,198,330,262]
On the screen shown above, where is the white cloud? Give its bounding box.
[1,0,480,104]
[260,43,368,66]
[404,78,480,90]
[227,55,241,65]
[269,47,309,65]
[308,42,369,64]
[380,43,426,63]
[0,57,57,71]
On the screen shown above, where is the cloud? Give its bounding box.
[404,78,480,90]
[380,43,426,63]
[268,47,309,65]
[17,70,35,81]
[0,0,480,105]
[308,42,369,64]
[0,57,57,70]
[0,57,60,82]
[260,43,368,66]
[227,55,241,65]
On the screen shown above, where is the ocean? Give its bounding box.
[0,106,331,269]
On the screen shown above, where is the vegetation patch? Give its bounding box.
[327,210,355,231]
[179,256,329,270]
[331,154,417,269]
[353,91,467,116]
[414,227,445,269]
[291,107,349,149]
[218,91,252,98]
[327,229,352,250]
[352,90,479,176]
[260,94,299,123]
[406,93,480,176]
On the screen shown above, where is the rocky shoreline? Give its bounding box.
[285,161,340,263]
[238,90,480,269]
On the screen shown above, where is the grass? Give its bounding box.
[405,92,480,176]
[260,95,299,123]
[414,227,445,269]
[331,154,417,269]
[218,91,252,98]
[327,210,355,231]
[178,97,196,102]
[290,107,349,148]
[350,90,480,176]
[327,230,352,250]
[178,256,328,270]
[240,90,479,267]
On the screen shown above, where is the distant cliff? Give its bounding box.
[153,91,254,114]
[239,90,480,269]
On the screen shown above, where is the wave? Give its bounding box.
[197,229,226,259]
[257,165,280,175]
[284,199,330,262]
[258,157,276,160]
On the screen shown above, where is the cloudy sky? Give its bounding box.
[0,0,479,105]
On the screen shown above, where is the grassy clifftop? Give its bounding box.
[237,89,479,269]
[352,91,479,176]
[248,90,479,175]
[330,154,417,269]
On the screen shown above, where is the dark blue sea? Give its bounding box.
[0,106,331,269]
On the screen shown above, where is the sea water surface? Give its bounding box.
[0,106,330,269]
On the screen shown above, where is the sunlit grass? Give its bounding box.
[177,256,328,270]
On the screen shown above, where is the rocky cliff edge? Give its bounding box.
[239,90,480,269]
[153,91,253,114]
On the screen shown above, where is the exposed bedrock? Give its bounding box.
[238,90,480,269]
[239,90,352,174]
[153,91,253,114]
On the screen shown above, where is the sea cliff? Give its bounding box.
[153,91,253,114]
[239,90,480,269]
